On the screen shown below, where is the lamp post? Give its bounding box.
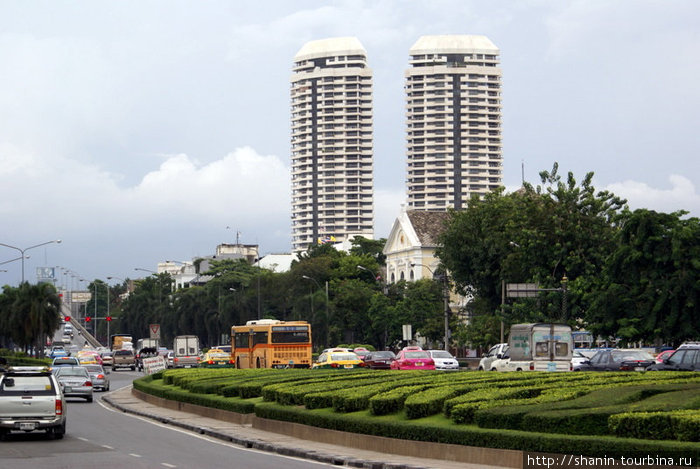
[302,275,330,347]
[0,240,61,283]
[106,276,126,342]
[0,255,29,266]
[411,263,450,352]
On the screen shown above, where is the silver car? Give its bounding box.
[54,367,93,402]
[82,364,110,391]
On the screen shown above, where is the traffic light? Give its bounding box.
[105,316,112,322]
[85,316,91,322]
[65,316,71,321]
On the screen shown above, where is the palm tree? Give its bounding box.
[12,282,61,356]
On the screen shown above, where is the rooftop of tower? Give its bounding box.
[409,35,499,55]
[294,37,367,61]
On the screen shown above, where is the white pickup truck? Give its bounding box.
[0,367,67,440]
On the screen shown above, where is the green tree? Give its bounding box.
[586,209,700,344]
[438,164,625,341]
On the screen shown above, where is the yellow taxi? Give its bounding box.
[312,349,363,369]
[200,349,233,368]
[76,350,101,365]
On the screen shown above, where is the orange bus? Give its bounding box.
[231,320,312,369]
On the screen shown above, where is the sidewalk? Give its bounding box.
[102,386,513,469]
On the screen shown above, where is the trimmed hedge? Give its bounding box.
[254,402,700,460]
[133,368,700,459]
[610,410,700,442]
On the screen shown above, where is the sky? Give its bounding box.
[1,0,698,287]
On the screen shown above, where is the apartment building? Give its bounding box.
[405,35,502,210]
[290,37,375,252]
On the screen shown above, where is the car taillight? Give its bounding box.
[358,362,366,367]
[97,374,105,379]
[55,399,63,415]
[529,363,534,371]
[174,357,179,362]
[208,360,213,364]
[330,363,338,368]
[85,381,92,387]
[229,360,234,365]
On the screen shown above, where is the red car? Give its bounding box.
[390,346,435,370]
[655,350,675,363]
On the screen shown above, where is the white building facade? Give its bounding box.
[405,35,502,210]
[290,37,375,252]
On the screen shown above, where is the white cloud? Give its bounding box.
[606,175,700,216]
[374,188,406,238]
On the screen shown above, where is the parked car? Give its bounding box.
[571,350,591,370]
[655,350,675,363]
[362,351,396,370]
[648,344,700,371]
[353,347,371,360]
[0,367,66,439]
[201,349,233,368]
[427,350,459,371]
[478,343,508,371]
[576,349,656,371]
[82,364,110,391]
[312,349,363,369]
[53,366,93,402]
[390,346,435,370]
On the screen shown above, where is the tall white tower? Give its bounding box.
[290,37,375,252]
[405,35,502,210]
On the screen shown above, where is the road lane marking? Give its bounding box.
[101,445,114,450]
[162,464,177,468]
[77,437,89,442]
[129,453,142,458]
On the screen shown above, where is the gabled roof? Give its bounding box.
[405,211,450,246]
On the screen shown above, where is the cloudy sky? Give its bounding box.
[1,0,698,286]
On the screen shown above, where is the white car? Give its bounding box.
[478,343,508,371]
[571,350,593,370]
[427,350,460,370]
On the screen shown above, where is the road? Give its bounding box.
[2,327,333,469]
[1,369,333,469]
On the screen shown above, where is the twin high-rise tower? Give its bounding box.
[290,35,502,252]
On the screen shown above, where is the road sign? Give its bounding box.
[402,324,412,341]
[506,283,539,298]
[149,324,161,340]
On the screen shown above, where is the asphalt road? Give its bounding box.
[1,369,333,469]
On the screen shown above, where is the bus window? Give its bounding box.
[234,332,248,349]
[253,331,268,345]
[272,330,309,343]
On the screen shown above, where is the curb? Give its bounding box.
[101,392,434,469]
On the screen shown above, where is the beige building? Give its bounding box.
[405,35,502,210]
[290,37,375,252]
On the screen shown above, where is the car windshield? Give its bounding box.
[611,351,654,362]
[430,351,453,359]
[84,365,103,372]
[330,353,358,361]
[404,352,429,359]
[372,351,395,359]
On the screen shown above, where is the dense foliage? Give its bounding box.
[0,282,61,355]
[437,163,699,346]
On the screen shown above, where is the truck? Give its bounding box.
[503,323,573,372]
[111,334,133,351]
[135,338,159,352]
[0,368,67,439]
[173,335,200,368]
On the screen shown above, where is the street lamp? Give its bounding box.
[0,240,61,283]
[411,263,451,352]
[0,255,29,266]
[302,275,330,347]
